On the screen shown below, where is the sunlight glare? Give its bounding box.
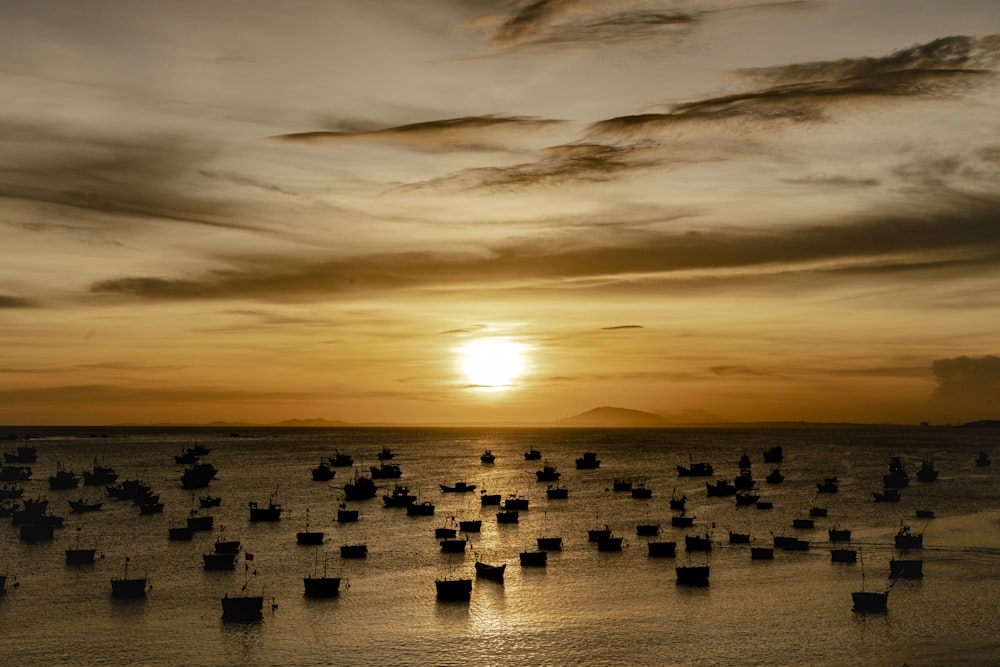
[457,338,527,392]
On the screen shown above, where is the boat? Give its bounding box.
[524,448,542,460]
[3,445,36,463]
[597,536,623,551]
[480,491,501,506]
[808,506,828,518]
[671,515,695,528]
[831,549,857,564]
[677,461,713,477]
[303,558,342,597]
[337,504,359,522]
[883,455,910,489]
[187,511,214,531]
[48,464,79,490]
[435,526,457,538]
[637,523,660,537]
[668,491,687,511]
[496,509,519,523]
[519,550,548,566]
[440,481,477,493]
[738,450,752,469]
[915,509,935,519]
[376,447,394,461]
[168,526,193,541]
[343,473,378,500]
[829,527,852,542]
[873,488,901,503]
[894,525,923,550]
[68,498,103,513]
[675,565,710,586]
[755,500,774,510]
[0,484,23,499]
[546,484,569,499]
[916,459,938,482]
[199,495,222,508]
[19,522,55,542]
[733,470,756,491]
[852,590,889,613]
[311,462,335,482]
[773,535,809,551]
[65,529,98,565]
[503,495,529,511]
[537,536,563,550]
[765,469,784,484]
[706,480,737,497]
[110,558,148,599]
[975,450,991,467]
[82,459,117,486]
[751,547,774,560]
[0,465,32,482]
[816,477,839,493]
[435,577,472,601]
[684,534,712,552]
[474,561,506,582]
[575,452,600,469]
[587,526,612,542]
[762,446,783,463]
[370,463,402,479]
[248,493,282,522]
[535,465,560,482]
[480,450,495,464]
[459,519,482,533]
[138,501,164,515]
[180,463,217,489]
[613,478,633,492]
[214,539,241,554]
[340,544,368,558]
[383,484,417,507]
[728,531,750,544]
[630,484,652,499]
[889,558,923,579]
[174,449,200,465]
[734,492,760,506]
[203,551,238,570]
[648,541,677,557]
[296,509,325,545]
[406,501,435,516]
[221,593,265,622]
[440,538,467,553]
[329,451,354,467]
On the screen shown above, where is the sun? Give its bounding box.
[457,338,527,392]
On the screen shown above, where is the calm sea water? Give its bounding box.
[1,426,999,666]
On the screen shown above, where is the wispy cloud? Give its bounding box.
[0,295,35,308]
[601,325,643,330]
[270,115,564,152]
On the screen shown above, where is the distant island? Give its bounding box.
[557,406,670,428]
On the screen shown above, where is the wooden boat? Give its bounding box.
[637,523,660,537]
[458,520,482,533]
[370,463,402,479]
[535,465,560,482]
[440,481,477,493]
[816,477,839,493]
[738,450,752,469]
[734,492,760,506]
[773,535,809,551]
[199,495,222,508]
[474,561,506,582]
[406,501,435,516]
[221,593,264,621]
[883,455,910,489]
[597,536,623,551]
[889,558,923,579]
[337,504,359,522]
[480,450,495,464]
[168,526,193,541]
[706,480,737,497]
[329,451,354,467]
[343,473,378,500]
[340,544,368,558]
[479,491,501,506]
[575,452,600,469]
[440,538,467,553]
[435,577,472,601]
[214,539,241,554]
[3,445,37,463]
[809,506,828,518]
[537,536,563,550]
[613,478,633,492]
[668,492,687,511]
[503,495,529,511]
[436,525,457,538]
[110,558,147,599]
[311,462,335,481]
[677,461,713,477]
[180,463,218,489]
[546,485,568,499]
[65,547,97,565]
[916,459,938,482]
[728,531,750,544]
[248,495,282,522]
[828,528,852,542]
[793,518,814,529]
[48,464,79,490]
[733,470,756,491]
[68,499,103,513]
[187,512,214,531]
[137,502,164,515]
[82,460,117,486]
[751,547,774,560]
[762,446,783,463]
[915,509,934,519]
[630,484,652,499]
[684,534,712,552]
[852,590,888,613]
[831,549,857,564]
[873,488,901,503]
[519,551,548,566]
[0,465,32,482]
[670,515,694,528]
[303,557,341,597]
[675,565,710,586]
[524,448,542,460]
[203,552,238,570]
[496,509,519,523]
[296,509,324,545]
[894,525,923,550]
[19,522,55,542]
[648,541,677,557]
[587,526,612,541]
[376,447,394,461]
[0,484,23,499]
[383,485,417,507]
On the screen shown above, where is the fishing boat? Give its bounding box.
[751,547,774,560]
[214,538,242,554]
[762,446,783,463]
[199,495,222,508]
[613,477,633,492]
[296,509,325,545]
[829,527,852,542]
[630,484,652,499]
[343,473,378,500]
[738,450,752,469]
[765,469,784,484]
[809,506,828,518]
[773,535,809,551]
[915,509,935,519]
[65,529,98,565]
[459,519,482,533]
[575,452,601,469]
[755,500,774,510]
[728,531,750,544]
[168,525,193,541]
[894,525,923,550]
[68,498,103,513]
[3,445,36,463]
[110,557,148,599]
[221,593,265,622]
[852,553,889,613]
[187,510,214,531]
[675,565,710,586]
[597,535,623,551]
[48,464,79,490]
[537,536,563,550]
[587,526,612,541]
[535,465,560,482]
[480,490,501,506]
[0,484,23,499]
[524,448,542,460]
[474,561,506,582]
[303,557,342,597]
[480,450,495,464]
[519,550,548,566]
[406,501,435,516]
[706,480,737,497]
[816,477,839,493]
[0,465,32,482]
[677,461,713,477]
[137,501,164,515]
[337,503,359,522]
[311,462,335,481]
[733,470,756,491]
[637,523,661,537]
[329,451,354,467]
[203,551,238,570]
[735,491,760,506]
[668,491,687,511]
[82,459,117,486]
[831,549,857,564]
[546,484,569,499]
[684,534,712,552]
[648,541,677,557]
[440,538,467,553]
[370,463,402,479]
[435,525,457,538]
[180,463,217,489]
[383,484,417,507]
[440,481,477,493]
[503,495,529,511]
[670,515,695,528]
[873,488,901,503]
[248,493,282,522]
[435,577,472,601]
[975,450,991,467]
[376,447,394,461]
[889,558,923,579]
[496,509,519,524]
[916,459,938,482]
[883,455,910,489]
[340,544,368,559]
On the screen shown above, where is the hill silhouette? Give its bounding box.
[558,406,670,427]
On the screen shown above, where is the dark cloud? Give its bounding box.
[930,355,1000,418]
[88,189,1000,302]
[710,365,766,376]
[783,175,880,188]
[439,325,488,335]
[270,115,564,152]
[0,295,35,308]
[601,325,643,330]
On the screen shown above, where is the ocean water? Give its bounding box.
[1,426,999,667]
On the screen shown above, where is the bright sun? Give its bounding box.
[458,338,527,392]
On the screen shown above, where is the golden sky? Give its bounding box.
[2,1,1000,425]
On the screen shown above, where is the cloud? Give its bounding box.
[87,188,1000,302]
[710,365,767,376]
[601,325,643,330]
[0,384,319,405]
[439,325,488,335]
[0,295,35,308]
[783,174,880,188]
[270,115,564,152]
[930,355,1000,419]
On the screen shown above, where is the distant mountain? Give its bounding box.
[273,418,350,427]
[558,406,670,427]
[960,420,1000,428]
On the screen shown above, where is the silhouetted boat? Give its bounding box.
[407,501,435,516]
[677,461,713,477]
[524,448,542,460]
[669,491,686,511]
[370,463,402,479]
[221,593,264,621]
[180,463,217,489]
[214,539,241,554]
[808,506,828,518]
[440,538,467,553]
[575,452,600,469]
[648,541,677,557]
[376,447,394,461]
[883,455,910,489]
[138,501,164,515]
[296,509,324,545]
[0,484,23,499]
[773,535,809,551]
[480,491,501,506]
[613,477,633,492]
[504,495,529,511]
[831,549,857,564]
[248,493,282,522]
[728,531,750,544]
[597,536,623,551]
[190,444,210,457]
[684,534,712,552]
[68,498,103,513]
[435,577,472,601]
[738,450,752,469]
[187,511,214,531]
[383,484,417,507]
[174,449,200,465]
[829,527,852,542]
[751,547,774,560]
[110,558,147,599]
[733,469,756,491]
[0,465,32,482]
[435,525,457,538]
[459,519,482,533]
[519,550,548,566]
[735,492,760,506]
[3,445,36,463]
[762,446,783,463]
[48,464,79,490]
[765,469,784,484]
[440,482,476,493]
[755,500,773,510]
[329,451,354,467]
[496,509,519,523]
[889,558,923,579]
[975,450,990,467]
[916,459,938,482]
[311,462,335,481]
[894,525,923,550]
[65,529,98,565]
[915,509,934,519]
[546,484,568,499]
[340,544,368,558]
[168,526,193,541]
[676,565,710,586]
[337,503,359,522]
[630,484,652,499]
[852,590,888,613]
[873,487,902,502]
[535,465,561,482]
[82,459,117,486]
[816,477,839,493]
[303,558,341,597]
[671,515,695,528]
[343,473,378,500]
[203,551,238,570]
[474,561,506,581]
[19,522,55,542]
[480,450,495,463]
[199,495,222,508]
[587,526,612,541]
[537,536,563,550]
[637,523,660,536]
[706,480,737,497]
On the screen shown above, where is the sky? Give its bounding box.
[2,0,1000,426]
